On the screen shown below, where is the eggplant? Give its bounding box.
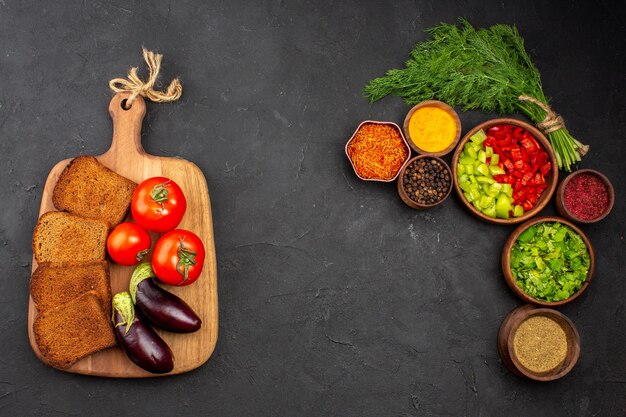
[111,292,174,374]
[130,263,202,333]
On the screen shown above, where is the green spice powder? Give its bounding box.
[513,315,568,373]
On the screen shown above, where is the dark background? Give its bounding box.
[1,1,624,416]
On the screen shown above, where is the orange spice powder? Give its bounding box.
[347,124,408,180]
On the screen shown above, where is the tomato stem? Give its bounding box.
[136,249,149,263]
[150,181,171,209]
[176,237,197,283]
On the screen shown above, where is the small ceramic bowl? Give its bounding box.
[502,216,595,307]
[451,118,559,225]
[397,155,453,209]
[345,120,411,182]
[498,304,580,381]
[556,169,615,224]
[403,100,462,157]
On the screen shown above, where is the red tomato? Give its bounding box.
[131,177,187,233]
[152,230,205,286]
[107,222,152,266]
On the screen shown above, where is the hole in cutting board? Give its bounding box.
[121,99,131,110]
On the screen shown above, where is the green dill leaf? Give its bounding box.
[364,19,587,171]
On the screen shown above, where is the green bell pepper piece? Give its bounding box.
[469,130,487,144]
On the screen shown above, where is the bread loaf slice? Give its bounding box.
[30,261,112,316]
[52,156,136,227]
[33,290,116,369]
[33,211,108,264]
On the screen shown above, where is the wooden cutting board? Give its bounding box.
[28,93,218,377]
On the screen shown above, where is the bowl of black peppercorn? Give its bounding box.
[397,155,453,209]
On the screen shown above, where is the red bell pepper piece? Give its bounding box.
[520,137,538,154]
[488,126,507,141]
[535,152,548,166]
[540,162,551,176]
[513,127,525,138]
[526,134,540,150]
[511,148,523,161]
[521,148,530,163]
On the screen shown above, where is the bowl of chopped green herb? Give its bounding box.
[502,216,595,306]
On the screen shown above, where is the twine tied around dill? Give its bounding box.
[109,48,182,109]
[518,95,565,135]
[519,95,589,157]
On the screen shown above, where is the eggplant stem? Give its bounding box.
[112,292,136,334]
[129,263,156,304]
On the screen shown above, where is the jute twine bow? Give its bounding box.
[109,48,182,109]
[518,95,565,135]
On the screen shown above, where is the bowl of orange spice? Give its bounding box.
[345,121,411,182]
[403,100,461,156]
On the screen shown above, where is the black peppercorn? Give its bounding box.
[401,157,451,206]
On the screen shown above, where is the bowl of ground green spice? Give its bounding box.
[498,305,580,381]
[502,216,595,306]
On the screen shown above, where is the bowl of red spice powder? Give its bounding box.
[345,121,411,182]
[556,169,614,223]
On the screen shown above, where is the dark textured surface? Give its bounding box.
[1,1,625,416]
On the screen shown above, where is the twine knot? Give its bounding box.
[109,48,182,109]
[518,95,565,135]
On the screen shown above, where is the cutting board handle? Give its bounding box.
[103,92,147,159]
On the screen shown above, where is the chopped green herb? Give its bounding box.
[510,222,590,302]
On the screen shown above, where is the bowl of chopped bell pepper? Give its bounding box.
[451,118,558,224]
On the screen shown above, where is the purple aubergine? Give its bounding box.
[112,292,174,374]
[130,263,201,333]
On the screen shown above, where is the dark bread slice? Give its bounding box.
[30,261,112,316]
[33,290,116,369]
[52,156,137,227]
[33,211,108,264]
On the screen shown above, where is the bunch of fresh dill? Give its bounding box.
[364,18,587,171]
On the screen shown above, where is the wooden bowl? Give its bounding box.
[556,169,615,223]
[451,118,559,224]
[498,304,580,381]
[502,216,595,307]
[397,155,453,209]
[345,120,411,183]
[402,100,461,157]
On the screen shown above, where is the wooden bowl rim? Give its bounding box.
[345,120,411,183]
[556,169,615,223]
[501,215,595,307]
[504,307,581,381]
[451,118,559,225]
[396,155,453,209]
[402,100,462,157]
